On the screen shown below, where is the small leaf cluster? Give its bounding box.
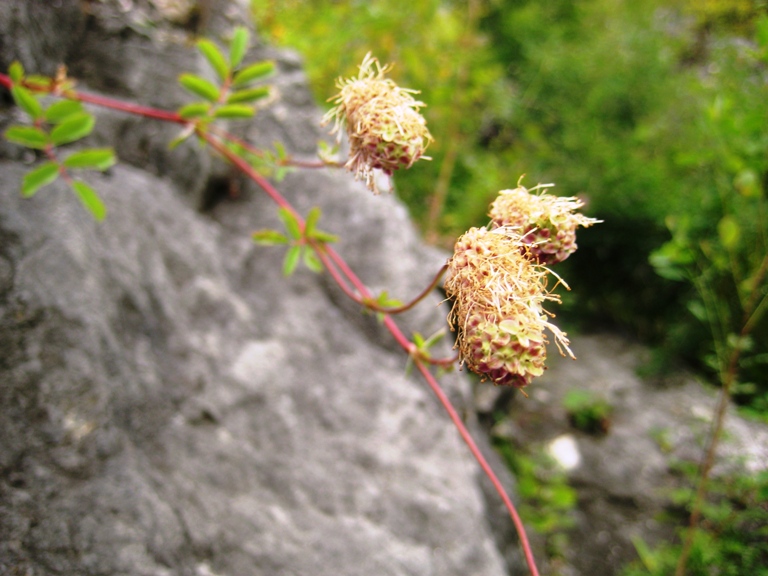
[3,62,115,220]
[226,139,292,183]
[405,329,447,374]
[175,26,274,142]
[252,207,337,276]
[365,291,403,323]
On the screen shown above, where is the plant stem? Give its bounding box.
[364,264,449,314]
[675,252,768,576]
[674,347,736,576]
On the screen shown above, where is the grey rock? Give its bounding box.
[0,1,515,575]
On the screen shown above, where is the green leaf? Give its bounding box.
[375,291,402,309]
[756,14,768,51]
[687,300,707,323]
[25,75,52,90]
[197,39,230,82]
[178,73,221,102]
[717,215,740,250]
[212,104,255,119]
[422,329,446,348]
[226,86,271,104]
[734,170,761,198]
[309,230,338,244]
[231,61,275,88]
[304,207,321,236]
[21,161,60,197]
[63,148,116,171]
[278,208,302,239]
[252,229,288,245]
[71,180,106,221]
[45,100,85,124]
[50,112,95,146]
[303,248,323,273]
[274,166,289,182]
[11,86,43,120]
[4,125,49,149]
[274,140,287,160]
[8,61,24,83]
[283,245,301,276]
[229,27,249,68]
[167,125,196,150]
[178,102,212,119]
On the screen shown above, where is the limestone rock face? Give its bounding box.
[0,1,513,574]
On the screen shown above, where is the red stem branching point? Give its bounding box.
[1,72,541,576]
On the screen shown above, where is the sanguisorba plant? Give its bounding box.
[1,29,601,576]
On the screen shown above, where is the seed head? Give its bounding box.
[489,183,600,265]
[444,227,573,388]
[323,53,433,192]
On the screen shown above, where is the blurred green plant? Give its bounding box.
[493,434,577,561]
[562,390,613,435]
[645,15,768,571]
[3,62,115,220]
[255,0,768,406]
[622,466,768,576]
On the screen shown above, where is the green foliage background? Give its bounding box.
[251,0,768,411]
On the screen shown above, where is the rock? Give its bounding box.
[0,1,516,575]
[486,333,768,576]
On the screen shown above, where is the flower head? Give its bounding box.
[444,226,573,388]
[489,183,600,265]
[323,53,433,192]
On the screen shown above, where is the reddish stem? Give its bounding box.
[70,90,187,124]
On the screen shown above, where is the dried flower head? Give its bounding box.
[444,226,573,388]
[489,182,601,265]
[323,53,433,192]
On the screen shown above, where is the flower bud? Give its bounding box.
[444,227,573,388]
[489,184,600,265]
[323,53,433,192]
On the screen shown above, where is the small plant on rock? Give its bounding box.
[1,28,601,576]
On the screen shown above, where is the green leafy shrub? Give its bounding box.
[623,468,768,576]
